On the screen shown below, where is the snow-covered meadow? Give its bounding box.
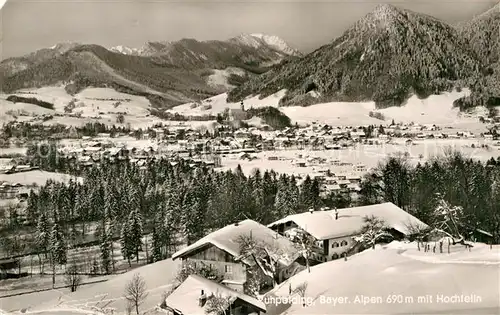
[2,242,498,315]
[266,241,500,315]
[0,258,181,315]
[0,170,83,186]
[218,138,500,176]
[1,85,492,135]
[167,89,287,117]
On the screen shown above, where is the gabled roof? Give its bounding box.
[165,275,266,314]
[172,219,301,267]
[268,202,428,241]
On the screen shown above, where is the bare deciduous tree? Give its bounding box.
[64,261,82,292]
[292,282,308,307]
[404,220,432,251]
[287,228,316,273]
[124,273,149,315]
[204,292,233,315]
[353,215,394,250]
[236,234,289,287]
[433,197,466,243]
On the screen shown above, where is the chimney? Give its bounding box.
[335,208,338,220]
[199,290,207,307]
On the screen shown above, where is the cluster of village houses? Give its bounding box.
[2,118,497,203]
[163,202,428,315]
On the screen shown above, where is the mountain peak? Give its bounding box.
[365,3,408,22]
[373,3,400,13]
[231,33,302,56]
[228,3,480,108]
[49,42,80,53]
[109,45,143,55]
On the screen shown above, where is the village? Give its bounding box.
[2,113,500,206]
[1,105,500,315]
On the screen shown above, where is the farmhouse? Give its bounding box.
[268,203,428,261]
[165,274,266,315]
[172,219,304,293]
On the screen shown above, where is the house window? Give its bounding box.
[225,265,233,274]
[332,242,339,248]
[340,240,348,246]
[332,253,339,260]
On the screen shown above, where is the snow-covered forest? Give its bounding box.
[360,151,500,242]
[1,148,499,282]
[0,156,323,272]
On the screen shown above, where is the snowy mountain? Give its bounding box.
[453,3,500,109]
[458,3,499,66]
[109,45,143,55]
[0,34,300,109]
[107,33,301,67]
[228,4,482,108]
[229,33,302,57]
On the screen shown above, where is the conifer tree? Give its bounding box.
[121,209,143,265]
[100,218,114,274]
[26,190,39,225]
[49,221,67,288]
[152,224,162,262]
[183,190,206,245]
[36,212,51,257]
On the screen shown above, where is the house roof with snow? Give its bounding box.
[165,274,266,315]
[172,219,301,267]
[268,203,428,241]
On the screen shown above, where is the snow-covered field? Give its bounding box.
[1,259,181,315]
[169,88,490,132]
[0,97,53,125]
[218,139,500,176]
[2,242,498,315]
[168,89,287,116]
[0,87,218,130]
[282,90,489,131]
[206,67,247,90]
[0,170,83,186]
[267,241,500,315]
[1,86,492,135]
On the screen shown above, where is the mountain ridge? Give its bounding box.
[108,33,301,64]
[0,34,301,109]
[2,5,498,111]
[228,3,482,108]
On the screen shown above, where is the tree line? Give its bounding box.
[359,150,500,242]
[2,157,323,276]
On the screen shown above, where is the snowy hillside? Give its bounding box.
[267,241,500,314]
[168,89,287,116]
[228,4,483,108]
[11,259,181,315]
[169,88,488,132]
[206,67,247,90]
[282,89,482,127]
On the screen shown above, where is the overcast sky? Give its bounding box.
[0,0,497,60]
